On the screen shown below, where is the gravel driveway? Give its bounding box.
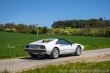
[0,48,110,73]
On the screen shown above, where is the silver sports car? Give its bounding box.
[25,38,84,59]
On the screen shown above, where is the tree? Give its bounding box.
[16,23,28,33]
[30,29,36,34]
[99,18,103,21]
[4,22,16,29]
[51,18,110,28]
[0,24,4,31]
[41,26,48,34]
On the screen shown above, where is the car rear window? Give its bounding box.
[42,39,53,43]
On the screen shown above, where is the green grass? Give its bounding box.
[0,31,110,59]
[20,61,110,73]
[51,27,80,32]
[51,27,105,33]
[0,70,9,73]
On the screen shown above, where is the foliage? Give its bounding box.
[0,32,110,59]
[54,30,61,35]
[40,26,48,34]
[5,29,16,32]
[105,29,110,37]
[61,31,70,35]
[61,32,68,35]
[0,23,49,34]
[1,19,110,37]
[79,26,91,36]
[20,61,110,73]
[30,29,36,34]
[51,18,110,28]
[0,70,9,73]
[51,27,110,37]
[0,24,5,31]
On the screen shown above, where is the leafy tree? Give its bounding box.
[0,24,4,31]
[105,29,110,37]
[16,23,28,33]
[30,29,36,34]
[51,18,110,28]
[41,26,48,34]
[4,22,16,29]
[99,18,103,21]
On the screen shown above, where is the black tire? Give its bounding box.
[50,48,59,59]
[29,53,38,58]
[74,46,81,56]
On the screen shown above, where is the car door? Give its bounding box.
[58,39,74,54]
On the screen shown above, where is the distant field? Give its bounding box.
[0,31,110,59]
[51,27,98,32]
[20,61,110,73]
[51,27,80,32]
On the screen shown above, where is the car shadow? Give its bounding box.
[19,54,74,60]
[19,55,51,60]
[59,54,73,58]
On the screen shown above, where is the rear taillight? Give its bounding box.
[25,45,30,48]
[40,45,45,49]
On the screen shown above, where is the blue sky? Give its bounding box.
[0,0,110,28]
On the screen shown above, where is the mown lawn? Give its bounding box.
[0,31,110,59]
[20,61,110,73]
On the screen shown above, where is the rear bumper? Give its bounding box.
[25,49,46,54]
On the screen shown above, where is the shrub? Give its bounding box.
[30,29,36,34]
[76,26,91,36]
[93,28,106,37]
[61,31,69,35]
[54,30,61,35]
[105,29,110,37]
[0,70,9,73]
[5,29,16,32]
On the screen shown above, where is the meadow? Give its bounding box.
[50,27,109,37]
[51,27,97,32]
[20,61,110,73]
[0,31,110,59]
[51,27,80,32]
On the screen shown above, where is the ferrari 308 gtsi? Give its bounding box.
[25,38,84,59]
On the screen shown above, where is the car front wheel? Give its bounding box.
[74,46,81,56]
[50,48,59,59]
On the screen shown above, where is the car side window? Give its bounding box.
[58,39,71,45]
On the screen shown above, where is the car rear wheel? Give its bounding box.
[29,53,38,58]
[50,48,59,59]
[74,46,81,56]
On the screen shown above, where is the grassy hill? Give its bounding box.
[0,31,110,59]
[51,27,80,32]
[51,27,103,33]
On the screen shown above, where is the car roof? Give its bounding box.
[43,38,65,40]
[58,38,65,40]
[42,38,57,40]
